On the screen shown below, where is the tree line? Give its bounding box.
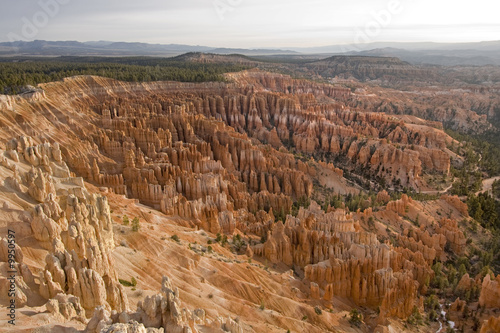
[0,56,253,94]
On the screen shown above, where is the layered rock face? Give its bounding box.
[381,194,467,260]
[0,138,127,321]
[252,202,431,321]
[348,84,495,133]
[38,72,451,227]
[87,106,312,232]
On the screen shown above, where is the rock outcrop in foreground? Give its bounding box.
[0,139,127,321]
[87,275,243,333]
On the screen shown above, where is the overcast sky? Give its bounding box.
[1,0,498,48]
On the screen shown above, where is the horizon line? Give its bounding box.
[1,39,500,51]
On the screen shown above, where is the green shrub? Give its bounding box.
[131,217,140,231]
[428,309,438,322]
[348,309,362,327]
[119,277,137,287]
[424,295,440,312]
[406,306,423,326]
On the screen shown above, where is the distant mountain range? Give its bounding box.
[1,40,500,66]
[289,41,500,66]
[288,40,500,53]
[0,40,297,57]
[349,45,500,66]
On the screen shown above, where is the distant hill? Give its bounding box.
[209,48,297,55]
[172,52,259,65]
[300,55,436,82]
[290,41,500,66]
[352,47,500,66]
[288,40,500,53]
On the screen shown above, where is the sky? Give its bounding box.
[1,0,499,48]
